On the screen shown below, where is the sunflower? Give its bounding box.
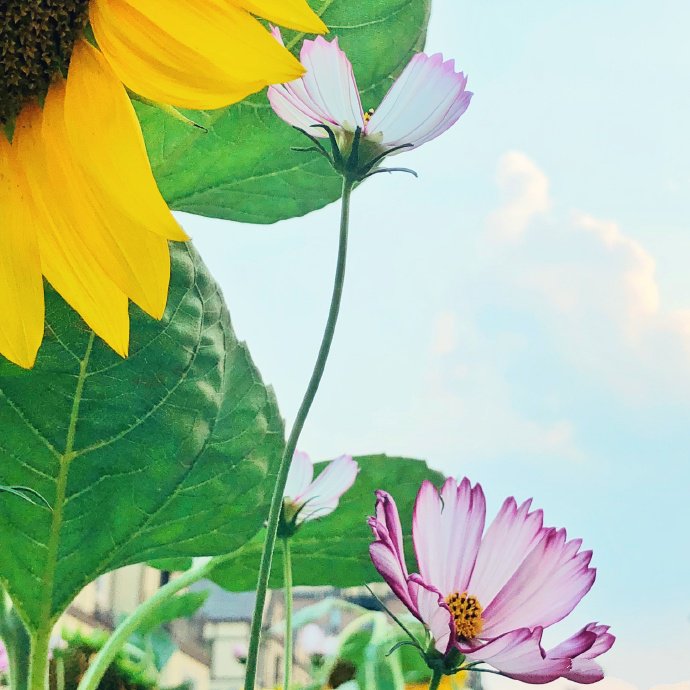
[0,0,325,369]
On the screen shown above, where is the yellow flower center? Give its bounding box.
[0,0,90,124]
[363,107,375,123]
[445,591,484,640]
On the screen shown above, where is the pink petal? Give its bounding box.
[297,454,359,522]
[284,450,314,502]
[369,491,417,616]
[461,628,570,683]
[412,478,485,596]
[550,623,615,684]
[267,29,332,134]
[481,528,596,636]
[366,52,471,150]
[408,574,454,654]
[468,497,546,607]
[275,34,365,133]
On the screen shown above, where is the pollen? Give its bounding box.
[445,591,484,640]
[0,0,90,125]
[363,107,375,123]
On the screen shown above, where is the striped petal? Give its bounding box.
[0,135,44,369]
[13,105,130,357]
[481,528,596,637]
[232,0,327,34]
[412,478,485,596]
[268,33,364,135]
[284,451,315,502]
[91,0,306,110]
[468,497,546,607]
[461,628,570,683]
[366,53,472,150]
[296,454,359,522]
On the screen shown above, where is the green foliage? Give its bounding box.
[0,244,283,634]
[211,455,443,591]
[136,0,431,223]
[50,629,156,690]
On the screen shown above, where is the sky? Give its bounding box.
[179,1,690,686]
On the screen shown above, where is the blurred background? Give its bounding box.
[35,1,690,689]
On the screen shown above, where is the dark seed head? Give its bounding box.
[0,0,90,125]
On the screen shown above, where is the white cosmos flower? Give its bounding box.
[268,29,472,158]
[283,451,359,525]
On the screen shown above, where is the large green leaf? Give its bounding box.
[211,455,443,591]
[0,244,283,633]
[137,0,431,223]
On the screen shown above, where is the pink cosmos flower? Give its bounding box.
[282,451,359,527]
[267,30,471,168]
[368,478,614,684]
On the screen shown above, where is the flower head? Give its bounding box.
[298,623,340,658]
[280,451,359,535]
[368,478,614,684]
[268,31,472,180]
[0,0,326,369]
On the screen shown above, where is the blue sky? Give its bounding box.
[181,1,690,686]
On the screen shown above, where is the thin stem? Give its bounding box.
[282,537,293,690]
[243,177,354,690]
[76,554,232,690]
[428,668,443,690]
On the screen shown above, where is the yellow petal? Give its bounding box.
[65,41,186,244]
[91,0,306,109]
[14,104,131,358]
[0,135,44,369]
[21,46,177,318]
[35,72,171,322]
[231,0,327,34]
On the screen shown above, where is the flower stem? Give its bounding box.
[243,176,354,690]
[282,537,294,690]
[428,669,443,690]
[76,554,232,690]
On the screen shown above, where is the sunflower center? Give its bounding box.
[445,591,484,640]
[0,0,90,125]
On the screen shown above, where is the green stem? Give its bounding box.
[428,669,443,690]
[281,537,293,690]
[76,554,232,690]
[28,630,50,690]
[243,177,354,690]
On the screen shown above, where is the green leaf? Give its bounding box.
[137,0,431,224]
[0,243,283,634]
[211,455,443,591]
[146,558,194,573]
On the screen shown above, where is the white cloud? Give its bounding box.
[480,152,690,402]
[431,310,458,355]
[486,150,551,242]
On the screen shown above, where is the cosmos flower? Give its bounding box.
[368,478,614,684]
[281,451,359,532]
[0,0,325,369]
[298,623,340,658]
[267,30,472,178]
